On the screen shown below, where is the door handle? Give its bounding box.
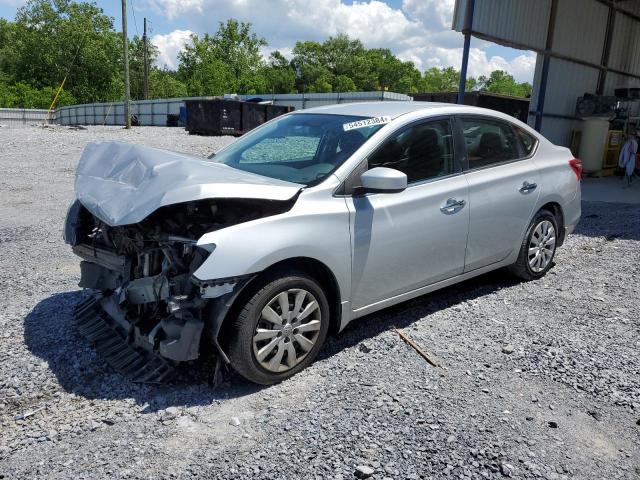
[440,198,466,214]
[519,181,537,194]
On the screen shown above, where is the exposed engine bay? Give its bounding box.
[66,197,295,382]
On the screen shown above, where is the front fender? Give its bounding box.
[193,193,352,303]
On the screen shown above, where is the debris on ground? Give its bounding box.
[393,327,444,369]
[0,126,638,479]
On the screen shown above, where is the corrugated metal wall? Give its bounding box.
[0,108,50,128]
[454,0,640,146]
[617,1,640,17]
[56,98,185,126]
[236,91,411,110]
[54,92,413,126]
[609,12,640,75]
[552,0,608,65]
[453,0,550,50]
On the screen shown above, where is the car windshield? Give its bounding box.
[208,113,385,186]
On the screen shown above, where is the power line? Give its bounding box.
[130,0,139,36]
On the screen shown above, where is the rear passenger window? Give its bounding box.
[516,127,537,156]
[368,119,455,184]
[461,118,520,169]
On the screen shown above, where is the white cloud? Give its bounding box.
[145,0,537,83]
[146,0,203,20]
[152,29,194,69]
[419,47,537,81]
[402,0,456,29]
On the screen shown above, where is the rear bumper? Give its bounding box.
[564,184,582,237]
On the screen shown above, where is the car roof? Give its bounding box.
[292,101,467,119]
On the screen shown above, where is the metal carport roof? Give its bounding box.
[452,0,640,146]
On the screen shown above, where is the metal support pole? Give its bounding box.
[458,0,475,104]
[534,0,559,132]
[143,17,149,100]
[597,5,616,95]
[121,0,131,128]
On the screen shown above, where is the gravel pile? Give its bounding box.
[0,126,638,479]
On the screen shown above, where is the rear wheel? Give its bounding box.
[509,209,558,281]
[226,271,329,385]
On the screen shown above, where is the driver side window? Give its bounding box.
[368,119,455,184]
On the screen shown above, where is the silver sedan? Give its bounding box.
[65,102,582,385]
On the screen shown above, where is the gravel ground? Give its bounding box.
[0,126,638,480]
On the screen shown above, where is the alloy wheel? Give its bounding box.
[252,288,322,373]
[528,220,556,273]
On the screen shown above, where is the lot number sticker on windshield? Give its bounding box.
[343,116,391,131]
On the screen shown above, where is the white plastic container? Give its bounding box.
[578,117,610,173]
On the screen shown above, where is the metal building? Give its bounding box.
[453,0,640,147]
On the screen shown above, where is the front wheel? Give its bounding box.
[509,209,558,281]
[226,272,330,385]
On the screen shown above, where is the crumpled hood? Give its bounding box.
[75,141,302,226]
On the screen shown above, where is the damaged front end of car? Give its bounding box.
[64,142,301,382]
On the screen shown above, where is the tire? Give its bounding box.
[508,209,559,281]
[226,270,330,385]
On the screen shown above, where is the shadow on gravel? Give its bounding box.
[24,291,263,411]
[25,200,636,405]
[25,270,517,406]
[320,268,520,361]
[576,201,640,240]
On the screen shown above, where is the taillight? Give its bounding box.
[569,158,582,181]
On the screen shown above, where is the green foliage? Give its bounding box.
[418,67,530,97]
[11,0,120,104]
[178,19,267,96]
[421,67,461,92]
[149,69,187,99]
[288,36,422,93]
[477,70,532,97]
[263,51,297,94]
[0,4,533,108]
[365,48,421,92]
[0,76,75,108]
[128,35,160,100]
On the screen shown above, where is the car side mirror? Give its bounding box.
[357,167,407,194]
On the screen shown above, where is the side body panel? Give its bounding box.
[194,176,353,317]
[531,144,581,236]
[463,160,541,271]
[345,175,469,310]
[193,107,580,333]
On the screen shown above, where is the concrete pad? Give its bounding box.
[581,176,640,204]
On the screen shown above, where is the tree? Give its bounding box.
[418,67,477,93]
[365,48,420,92]
[291,40,332,92]
[0,76,75,108]
[263,51,296,94]
[1,7,534,107]
[128,35,160,100]
[178,19,267,95]
[11,0,120,104]
[477,70,532,97]
[178,34,233,96]
[290,35,422,93]
[320,34,370,88]
[149,69,187,99]
[0,19,16,78]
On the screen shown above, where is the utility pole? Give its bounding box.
[121,0,131,128]
[143,17,149,100]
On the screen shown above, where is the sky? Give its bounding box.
[0,0,537,83]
